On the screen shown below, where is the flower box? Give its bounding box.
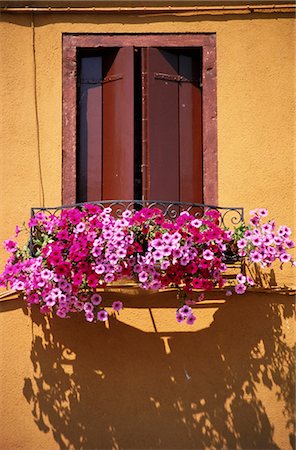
[1,201,294,325]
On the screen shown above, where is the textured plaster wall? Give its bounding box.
[0,12,295,286]
[0,13,295,449]
[0,290,295,449]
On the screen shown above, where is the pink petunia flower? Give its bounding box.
[186,314,197,325]
[91,293,102,305]
[84,302,94,312]
[75,222,86,233]
[179,305,192,316]
[235,283,247,294]
[4,240,17,253]
[85,311,94,322]
[97,309,108,322]
[112,300,123,311]
[176,312,185,323]
[258,208,268,218]
[250,251,262,263]
[280,252,291,263]
[237,239,247,249]
[203,249,214,261]
[236,273,246,284]
[104,273,115,284]
[57,309,67,319]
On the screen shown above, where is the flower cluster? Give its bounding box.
[0,205,294,325]
[237,208,295,268]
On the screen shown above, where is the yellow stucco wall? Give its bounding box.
[0,290,295,449]
[0,11,295,286]
[0,11,295,450]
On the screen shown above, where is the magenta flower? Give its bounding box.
[57,309,67,319]
[84,302,94,312]
[161,260,170,270]
[203,249,214,261]
[250,216,260,226]
[88,274,99,287]
[75,222,86,233]
[4,240,17,253]
[41,269,53,281]
[112,301,123,311]
[172,248,182,259]
[153,250,163,261]
[280,252,291,263]
[85,311,94,322]
[45,294,56,306]
[285,239,295,249]
[258,208,268,217]
[192,219,202,228]
[176,312,185,323]
[105,273,115,283]
[179,305,192,316]
[14,280,25,291]
[235,284,247,294]
[236,273,246,284]
[117,248,127,258]
[251,236,261,246]
[185,299,196,306]
[97,309,108,322]
[95,264,105,275]
[122,210,132,218]
[40,305,50,314]
[237,239,247,249]
[0,204,294,326]
[186,314,197,325]
[250,251,262,263]
[91,293,102,305]
[27,293,40,304]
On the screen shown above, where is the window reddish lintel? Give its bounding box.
[62,33,218,205]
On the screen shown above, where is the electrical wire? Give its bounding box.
[31,12,45,207]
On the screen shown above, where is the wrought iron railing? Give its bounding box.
[30,200,244,264]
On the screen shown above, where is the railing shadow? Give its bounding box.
[23,292,295,450]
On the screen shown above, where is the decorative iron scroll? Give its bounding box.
[30,200,244,264]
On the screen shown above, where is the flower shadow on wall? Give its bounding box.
[22,291,295,450]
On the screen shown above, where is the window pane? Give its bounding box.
[77,54,102,202]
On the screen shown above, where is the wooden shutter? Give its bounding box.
[78,55,103,202]
[142,48,203,203]
[78,48,134,202]
[102,47,134,200]
[179,53,203,203]
[142,48,179,201]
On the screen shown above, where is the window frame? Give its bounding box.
[62,33,218,205]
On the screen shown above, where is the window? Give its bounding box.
[62,35,217,205]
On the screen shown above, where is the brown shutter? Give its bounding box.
[179,53,203,203]
[102,47,134,200]
[142,48,180,201]
[78,55,103,202]
[142,48,203,204]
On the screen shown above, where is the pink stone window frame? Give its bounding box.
[62,33,218,205]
